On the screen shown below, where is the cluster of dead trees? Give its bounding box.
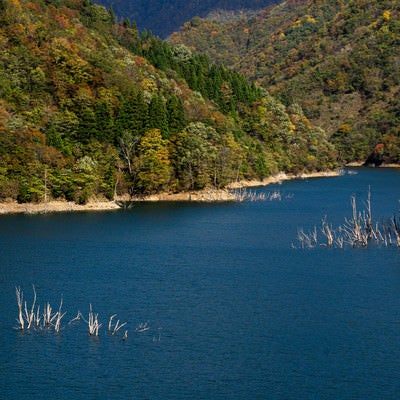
[296,190,400,249]
[15,286,66,333]
[15,286,128,340]
[233,189,292,202]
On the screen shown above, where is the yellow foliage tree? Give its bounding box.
[137,129,171,194]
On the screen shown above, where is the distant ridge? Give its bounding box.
[94,0,280,38]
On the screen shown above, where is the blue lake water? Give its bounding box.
[0,167,399,399]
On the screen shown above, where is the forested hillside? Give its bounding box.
[94,0,280,38]
[0,0,338,204]
[169,0,400,164]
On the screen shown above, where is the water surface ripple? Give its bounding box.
[1,167,399,399]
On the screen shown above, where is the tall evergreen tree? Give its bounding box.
[146,93,169,138]
[167,95,187,135]
[108,6,115,24]
[78,108,97,143]
[95,101,114,142]
[114,89,148,141]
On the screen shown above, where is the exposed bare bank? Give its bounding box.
[0,170,341,215]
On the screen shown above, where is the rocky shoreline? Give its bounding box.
[0,170,342,215]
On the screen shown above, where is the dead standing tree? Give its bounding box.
[88,304,102,336]
[392,216,400,246]
[15,286,25,330]
[54,299,66,334]
[15,285,37,330]
[341,195,370,247]
[24,285,37,330]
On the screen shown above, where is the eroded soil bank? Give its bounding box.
[0,170,342,215]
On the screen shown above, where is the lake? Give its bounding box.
[0,167,399,399]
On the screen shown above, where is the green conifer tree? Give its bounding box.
[108,6,115,24]
[114,90,148,141]
[146,94,169,138]
[167,95,187,135]
[95,101,114,142]
[78,108,97,143]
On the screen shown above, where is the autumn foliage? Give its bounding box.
[0,0,338,203]
[169,0,400,165]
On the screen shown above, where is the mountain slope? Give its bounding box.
[0,0,337,204]
[94,0,280,38]
[169,0,400,164]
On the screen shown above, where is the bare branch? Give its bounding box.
[108,314,127,335]
[15,287,24,330]
[54,298,66,333]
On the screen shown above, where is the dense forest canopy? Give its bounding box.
[169,0,400,165]
[0,0,338,204]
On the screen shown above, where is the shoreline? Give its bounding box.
[346,161,400,168]
[0,168,368,215]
